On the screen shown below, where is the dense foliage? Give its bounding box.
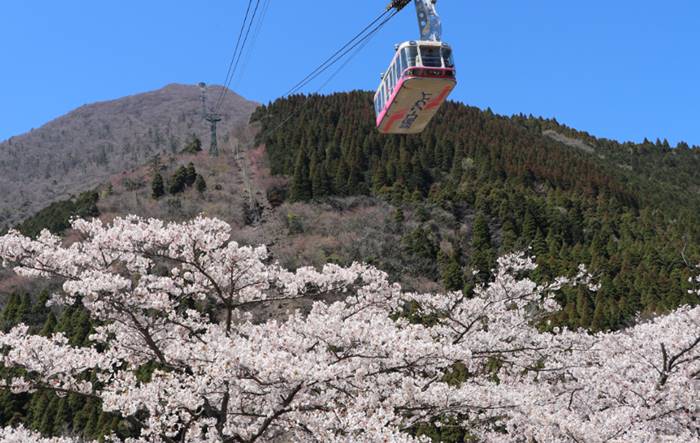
[252,92,700,330]
[14,191,99,238]
[0,216,697,442]
[0,291,123,440]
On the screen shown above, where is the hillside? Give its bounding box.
[252,92,700,329]
[0,84,258,227]
[6,89,700,329]
[2,89,700,442]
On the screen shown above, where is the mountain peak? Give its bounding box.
[0,84,258,227]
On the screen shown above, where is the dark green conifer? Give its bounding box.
[151,173,165,199]
[439,251,464,291]
[470,213,495,282]
[0,293,20,332]
[181,134,202,154]
[195,174,207,193]
[38,395,59,435]
[40,312,57,336]
[168,166,189,194]
[290,150,312,201]
[185,162,197,187]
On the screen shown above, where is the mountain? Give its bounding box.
[251,92,700,329]
[0,83,258,227]
[6,89,700,330]
[2,89,700,441]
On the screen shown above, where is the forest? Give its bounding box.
[0,92,697,441]
[252,92,700,331]
[0,216,696,442]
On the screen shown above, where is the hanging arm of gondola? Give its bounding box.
[414,0,442,41]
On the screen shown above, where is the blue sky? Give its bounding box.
[1,1,699,145]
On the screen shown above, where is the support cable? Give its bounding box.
[283,9,393,97]
[215,0,263,112]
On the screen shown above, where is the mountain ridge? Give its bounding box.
[0,83,258,227]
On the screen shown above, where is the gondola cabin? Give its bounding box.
[374,40,456,134]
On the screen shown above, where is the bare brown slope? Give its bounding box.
[0,84,258,227]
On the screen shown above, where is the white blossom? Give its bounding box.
[0,216,696,442]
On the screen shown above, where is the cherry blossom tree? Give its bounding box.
[0,216,697,442]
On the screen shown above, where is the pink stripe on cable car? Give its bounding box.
[376,66,456,128]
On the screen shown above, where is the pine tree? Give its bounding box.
[310,154,329,198]
[185,162,197,187]
[29,391,49,430]
[439,251,463,291]
[69,309,91,346]
[53,398,69,437]
[0,391,17,427]
[38,395,59,435]
[290,150,312,201]
[521,210,537,244]
[14,294,31,326]
[0,293,20,332]
[532,228,547,258]
[195,174,207,193]
[575,288,593,328]
[470,213,495,282]
[333,160,350,196]
[151,173,165,199]
[182,134,202,154]
[591,292,609,331]
[40,312,57,336]
[82,401,100,439]
[500,219,518,254]
[168,166,189,194]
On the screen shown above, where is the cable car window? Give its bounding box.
[396,54,404,78]
[382,79,388,104]
[442,47,454,68]
[400,50,408,75]
[388,65,396,94]
[420,45,441,67]
[404,46,418,67]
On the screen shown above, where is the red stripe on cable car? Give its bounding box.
[424,85,453,110]
[385,109,408,132]
[376,75,410,126]
[375,67,456,128]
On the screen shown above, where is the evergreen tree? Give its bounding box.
[168,166,189,194]
[290,150,312,201]
[151,173,165,199]
[439,251,463,291]
[195,174,207,193]
[39,312,57,336]
[333,160,350,196]
[29,391,49,430]
[53,398,69,436]
[185,162,197,187]
[470,213,495,282]
[575,288,593,328]
[309,153,330,198]
[15,294,31,326]
[38,395,59,435]
[0,293,20,332]
[182,134,202,154]
[0,391,18,427]
[521,210,538,244]
[82,401,100,439]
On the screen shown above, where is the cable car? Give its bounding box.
[374,40,456,134]
[374,0,456,134]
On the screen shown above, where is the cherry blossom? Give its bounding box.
[0,216,696,442]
